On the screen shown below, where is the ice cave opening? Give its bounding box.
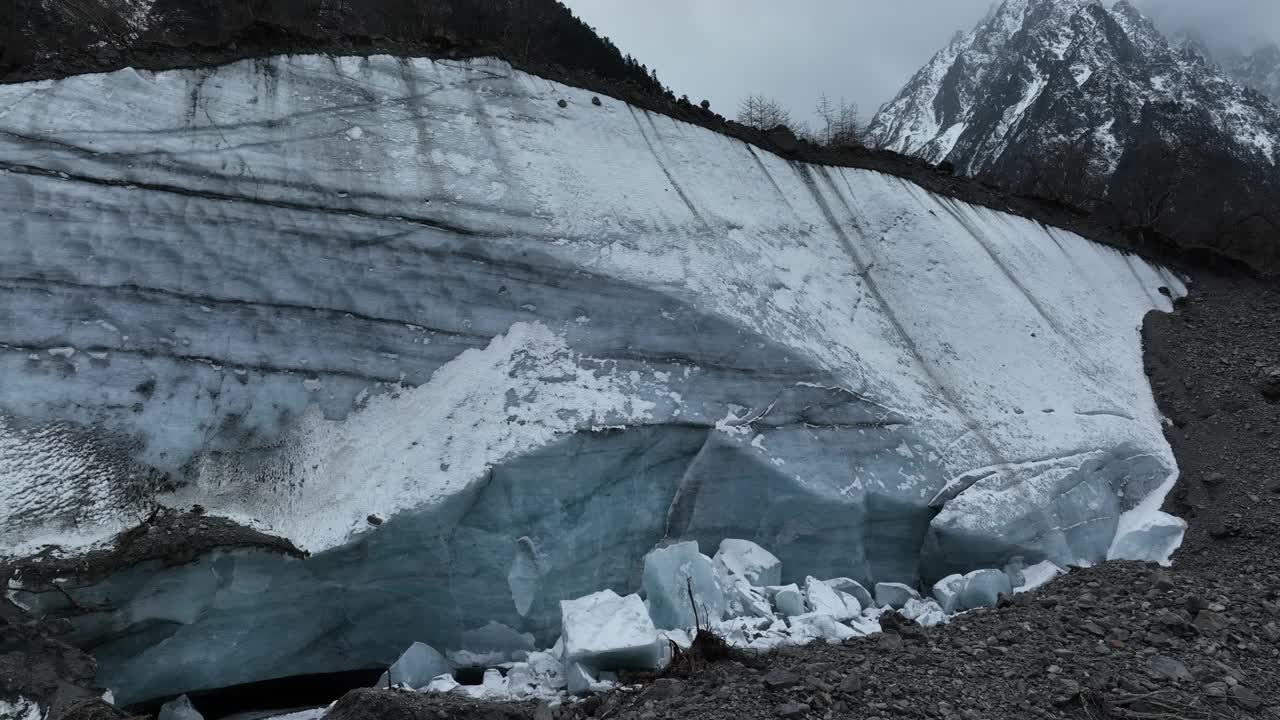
[142,670,381,720]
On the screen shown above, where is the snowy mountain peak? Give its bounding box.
[867,0,1280,273]
[870,0,1279,168]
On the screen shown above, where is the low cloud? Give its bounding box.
[559,0,1278,128]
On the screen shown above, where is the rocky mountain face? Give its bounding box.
[1186,39,1280,108]
[867,0,1280,275]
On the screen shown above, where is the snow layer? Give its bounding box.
[0,54,1184,703]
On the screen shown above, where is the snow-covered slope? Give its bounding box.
[1,54,1183,702]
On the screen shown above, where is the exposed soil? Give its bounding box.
[5,507,305,591]
[1144,272,1280,571]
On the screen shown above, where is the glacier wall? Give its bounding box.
[0,55,1184,703]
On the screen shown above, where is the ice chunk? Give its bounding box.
[1108,508,1186,566]
[786,613,857,644]
[847,608,885,636]
[902,598,947,626]
[560,590,662,671]
[957,569,1012,610]
[825,578,874,610]
[460,669,510,700]
[506,663,536,698]
[713,539,782,586]
[424,673,461,693]
[768,584,805,617]
[725,576,774,618]
[481,668,509,700]
[0,699,45,720]
[1003,556,1026,589]
[159,695,203,720]
[1014,560,1065,593]
[660,628,694,650]
[931,573,965,614]
[375,642,450,690]
[506,650,565,698]
[642,541,726,630]
[450,621,535,667]
[711,616,783,650]
[804,576,859,620]
[566,662,596,696]
[874,582,920,609]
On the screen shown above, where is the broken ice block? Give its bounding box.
[786,613,857,644]
[957,569,1012,610]
[642,541,726,629]
[1003,556,1026,589]
[449,621,536,667]
[902,598,947,626]
[566,662,596,696]
[158,695,203,720]
[560,590,662,671]
[825,578,874,610]
[374,642,449,690]
[873,582,920,609]
[768,584,805,617]
[1108,508,1186,566]
[424,673,461,693]
[1014,560,1065,593]
[481,668,509,700]
[931,573,965,614]
[506,650,565,698]
[804,577,860,620]
[713,539,782,586]
[724,576,775,619]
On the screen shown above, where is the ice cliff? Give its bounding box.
[0,55,1184,703]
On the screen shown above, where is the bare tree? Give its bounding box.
[737,95,793,130]
[815,94,862,147]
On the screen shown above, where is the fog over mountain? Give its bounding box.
[560,0,1279,124]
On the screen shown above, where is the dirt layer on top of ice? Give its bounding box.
[4,507,305,590]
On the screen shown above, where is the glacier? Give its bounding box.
[0,54,1185,704]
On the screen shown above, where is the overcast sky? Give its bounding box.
[559,0,1280,127]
